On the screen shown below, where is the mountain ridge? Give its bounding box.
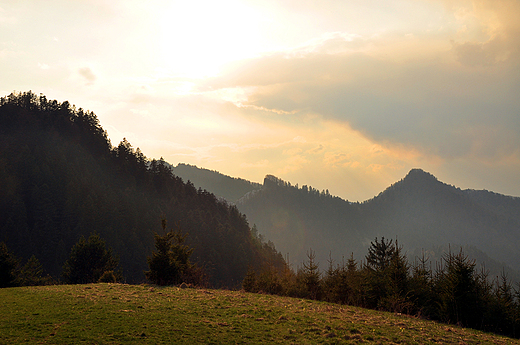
[169,163,262,203]
[171,164,520,281]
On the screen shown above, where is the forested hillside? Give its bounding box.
[238,175,364,267]
[0,91,285,286]
[170,163,262,203]
[362,169,520,273]
[236,170,520,280]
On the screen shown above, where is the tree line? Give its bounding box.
[0,218,206,288]
[0,91,286,286]
[243,237,520,339]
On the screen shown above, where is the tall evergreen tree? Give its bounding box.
[0,242,19,288]
[364,237,395,309]
[435,249,483,328]
[382,242,411,313]
[300,249,321,300]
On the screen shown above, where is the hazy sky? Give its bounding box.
[1,0,519,201]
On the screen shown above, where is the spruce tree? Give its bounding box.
[435,249,482,327]
[301,249,321,300]
[145,220,202,286]
[19,255,52,286]
[0,242,19,288]
[364,237,395,309]
[242,266,257,292]
[62,233,120,284]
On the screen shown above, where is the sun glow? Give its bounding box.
[158,0,266,79]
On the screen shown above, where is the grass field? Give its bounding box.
[1,283,519,344]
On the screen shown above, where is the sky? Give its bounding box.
[1,0,519,201]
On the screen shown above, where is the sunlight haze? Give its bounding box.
[1,0,519,201]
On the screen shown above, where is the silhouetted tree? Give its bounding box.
[242,266,257,292]
[18,255,52,286]
[434,249,483,328]
[145,219,205,286]
[0,242,19,288]
[62,233,120,284]
[255,262,283,295]
[300,249,322,300]
[364,237,395,309]
[409,251,434,317]
[382,242,411,313]
[365,237,394,272]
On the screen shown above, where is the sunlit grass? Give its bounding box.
[1,284,518,344]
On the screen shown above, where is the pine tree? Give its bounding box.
[383,242,411,313]
[345,253,363,306]
[409,251,434,317]
[242,266,257,292]
[365,237,394,272]
[0,242,19,288]
[435,248,482,328]
[301,249,321,300]
[19,255,52,286]
[145,219,203,286]
[364,237,395,309]
[62,232,120,284]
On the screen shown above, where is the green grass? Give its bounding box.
[1,284,518,344]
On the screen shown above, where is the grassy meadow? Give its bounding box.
[1,283,518,344]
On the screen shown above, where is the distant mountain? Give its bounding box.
[362,169,520,269]
[0,91,285,286]
[237,175,362,266]
[236,169,520,281]
[169,163,262,203]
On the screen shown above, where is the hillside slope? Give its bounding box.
[169,163,262,203]
[1,284,517,344]
[0,91,285,286]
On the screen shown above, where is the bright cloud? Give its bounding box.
[1,0,519,200]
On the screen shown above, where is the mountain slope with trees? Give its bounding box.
[235,170,520,281]
[0,91,285,286]
[169,163,262,203]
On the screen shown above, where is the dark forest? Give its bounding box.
[0,91,285,287]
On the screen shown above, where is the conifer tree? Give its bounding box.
[383,242,411,313]
[0,241,19,288]
[242,266,257,292]
[62,232,120,284]
[256,263,283,295]
[19,255,52,286]
[301,249,321,300]
[364,237,395,308]
[145,219,203,286]
[435,249,482,327]
[409,251,434,317]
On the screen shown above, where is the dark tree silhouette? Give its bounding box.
[145,220,205,286]
[18,255,52,286]
[62,233,120,284]
[0,91,287,286]
[0,242,18,288]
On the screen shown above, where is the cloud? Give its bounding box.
[78,67,97,84]
[240,160,269,168]
[204,1,520,164]
[38,62,50,70]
